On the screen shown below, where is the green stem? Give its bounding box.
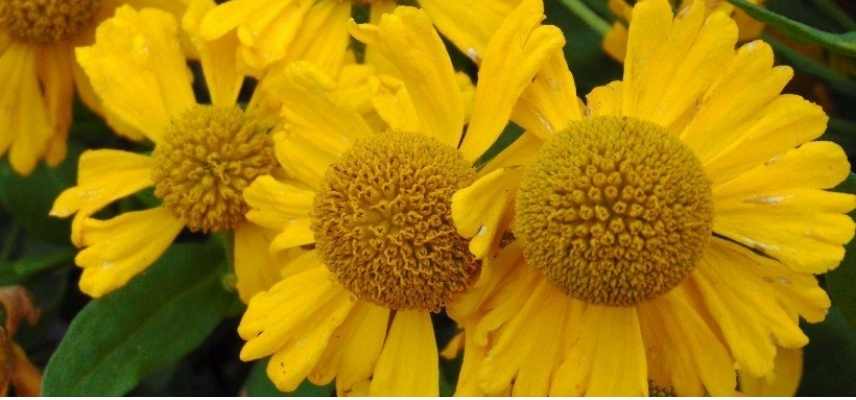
[812,0,856,31]
[558,0,610,37]
[0,225,20,261]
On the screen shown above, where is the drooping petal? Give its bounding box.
[0,43,52,175]
[37,44,74,167]
[740,348,803,396]
[417,0,519,63]
[50,149,155,246]
[691,238,810,378]
[369,310,439,396]
[76,6,196,144]
[452,168,522,259]
[76,207,185,298]
[233,223,284,302]
[460,0,565,161]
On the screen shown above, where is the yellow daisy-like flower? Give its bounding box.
[0,0,187,175]
[48,1,307,300]
[604,0,766,62]
[236,3,567,395]
[451,0,854,395]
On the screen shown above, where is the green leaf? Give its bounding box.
[728,0,856,57]
[798,308,856,395]
[42,242,239,395]
[826,174,856,330]
[0,145,80,245]
[243,361,333,396]
[0,245,74,285]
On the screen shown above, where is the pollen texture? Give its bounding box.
[0,0,101,44]
[515,116,713,306]
[152,105,277,233]
[312,132,479,311]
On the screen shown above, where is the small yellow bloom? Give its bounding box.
[451,0,853,395]
[0,0,187,175]
[49,2,297,300]
[236,3,566,395]
[604,0,766,62]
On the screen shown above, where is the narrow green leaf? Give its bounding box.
[42,242,238,395]
[728,0,856,57]
[812,0,856,31]
[764,34,856,97]
[826,174,856,330]
[243,361,333,396]
[0,246,74,285]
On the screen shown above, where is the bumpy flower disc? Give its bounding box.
[0,0,101,43]
[152,105,277,233]
[515,116,713,306]
[312,132,479,311]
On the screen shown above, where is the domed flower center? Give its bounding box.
[515,116,713,306]
[312,132,479,311]
[152,105,277,233]
[0,0,101,44]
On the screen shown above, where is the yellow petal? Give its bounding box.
[692,238,810,377]
[603,22,628,62]
[51,150,154,246]
[621,0,673,117]
[238,266,341,357]
[265,289,355,392]
[198,0,268,40]
[713,142,856,273]
[350,7,464,148]
[0,43,52,175]
[740,348,802,396]
[233,223,283,302]
[76,207,184,298]
[37,45,74,168]
[632,2,738,128]
[461,0,565,161]
[478,130,541,175]
[243,175,314,231]
[371,76,422,133]
[702,95,829,184]
[235,1,314,70]
[639,285,737,396]
[511,50,582,140]
[328,301,390,394]
[551,304,648,396]
[447,241,526,325]
[278,0,351,76]
[454,326,489,396]
[417,0,518,63]
[270,218,315,253]
[76,5,195,144]
[183,0,243,107]
[369,310,439,396]
[586,80,623,117]
[452,168,522,259]
[680,40,791,166]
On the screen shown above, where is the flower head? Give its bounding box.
[451,0,854,395]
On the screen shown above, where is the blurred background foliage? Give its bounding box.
[0,0,855,395]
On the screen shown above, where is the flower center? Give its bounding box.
[515,116,713,306]
[0,0,101,44]
[152,105,277,233]
[312,132,479,311]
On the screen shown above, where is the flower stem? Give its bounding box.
[558,0,610,37]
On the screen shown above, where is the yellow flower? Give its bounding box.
[0,0,187,175]
[451,0,853,395]
[197,0,530,72]
[48,1,297,300]
[236,3,566,395]
[604,0,766,62]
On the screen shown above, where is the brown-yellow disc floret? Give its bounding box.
[152,105,277,233]
[0,0,101,44]
[515,116,713,306]
[313,132,479,311]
